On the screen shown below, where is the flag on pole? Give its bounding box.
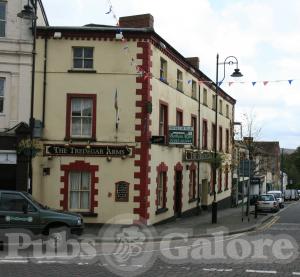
[115,89,120,129]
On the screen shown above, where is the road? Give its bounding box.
[1,201,300,276]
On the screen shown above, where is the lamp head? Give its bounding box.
[17,4,37,20]
[231,68,243,78]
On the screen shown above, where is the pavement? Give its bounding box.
[81,204,276,242]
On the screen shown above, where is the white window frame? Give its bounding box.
[69,171,91,212]
[160,58,167,81]
[71,97,93,138]
[177,69,183,91]
[192,80,197,98]
[157,171,166,209]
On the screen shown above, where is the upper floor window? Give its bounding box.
[192,81,197,99]
[73,47,94,69]
[177,70,183,92]
[219,99,223,114]
[226,129,230,153]
[226,104,229,118]
[212,95,216,110]
[160,58,167,82]
[0,78,4,113]
[66,94,96,140]
[191,116,197,147]
[176,109,183,126]
[219,126,223,151]
[0,2,6,37]
[159,102,168,140]
[202,119,208,149]
[203,88,208,106]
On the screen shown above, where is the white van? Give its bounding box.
[267,190,284,208]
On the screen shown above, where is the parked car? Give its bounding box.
[285,189,299,201]
[0,190,84,238]
[267,190,284,208]
[256,194,279,213]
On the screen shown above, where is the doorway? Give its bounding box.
[174,170,182,217]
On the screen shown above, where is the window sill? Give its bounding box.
[155,207,168,215]
[68,69,97,73]
[79,212,98,217]
[65,137,96,142]
[217,190,223,194]
[188,198,197,203]
[224,188,229,191]
[176,88,184,93]
[159,79,169,85]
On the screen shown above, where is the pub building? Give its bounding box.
[32,14,236,225]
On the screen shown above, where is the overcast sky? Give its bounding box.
[42,0,300,149]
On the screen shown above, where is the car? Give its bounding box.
[256,194,279,213]
[0,190,84,238]
[267,190,284,208]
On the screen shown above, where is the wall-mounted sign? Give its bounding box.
[184,149,214,162]
[168,126,193,145]
[250,176,264,185]
[151,136,165,144]
[115,181,129,202]
[44,144,133,157]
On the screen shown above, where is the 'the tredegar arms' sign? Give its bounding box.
[44,144,133,157]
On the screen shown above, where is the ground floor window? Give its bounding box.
[157,171,166,209]
[69,171,91,211]
[189,164,196,200]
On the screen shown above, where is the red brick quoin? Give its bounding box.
[133,40,152,224]
[60,160,99,213]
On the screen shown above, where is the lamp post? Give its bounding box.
[212,54,243,224]
[18,0,37,194]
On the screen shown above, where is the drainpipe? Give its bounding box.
[197,83,201,214]
[42,36,48,127]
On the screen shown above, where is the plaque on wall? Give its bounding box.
[115,181,129,202]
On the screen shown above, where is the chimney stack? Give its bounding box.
[119,14,154,29]
[186,57,200,69]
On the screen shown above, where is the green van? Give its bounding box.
[0,190,84,236]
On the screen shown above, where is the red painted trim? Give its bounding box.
[159,100,169,142]
[211,123,216,151]
[218,169,222,192]
[133,41,152,223]
[189,162,197,200]
[60,160,99,212]
[176,108,183,126]
[65,93,97,140]
[173,162,183,214]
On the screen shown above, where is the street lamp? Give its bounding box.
[212,54,243,224]
[18,0,37,194]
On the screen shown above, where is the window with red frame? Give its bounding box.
[159,103,168,141]
[176,109,183,126]
[212,123,216,150]
[202,119,208,149]
[66,94,96,140]
[226,129,229,153]
[157,171,167,209]
[218,169,222,192]
[189,168,196,200]
[219,126,223,151]
[191,115,197,147]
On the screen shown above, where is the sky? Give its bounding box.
[42,0,300,149]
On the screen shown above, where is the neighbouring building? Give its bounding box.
[32,14,236,225]
[0,0,48,191]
